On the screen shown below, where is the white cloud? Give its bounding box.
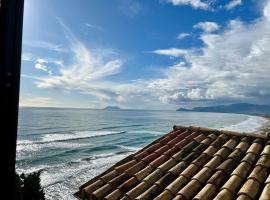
[85,23,103,30]
[149,0,270,105]
[151,48,190,57]
[177,33,190,40]
[165,0,243,11]
[193,21,220,33]
[36,58,47,63]
[35,63,48,71]
[166,0,209,10]
[265,0,270,18]
[225,0,242,10]
[34,58,54,75]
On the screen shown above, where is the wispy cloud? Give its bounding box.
[34,21,123,102]
[117,0,143,17]
[85,23,104,31]
[225,0,242,10]
[23,40,68,53]
[193,21,220,33]
[177,33,190,40]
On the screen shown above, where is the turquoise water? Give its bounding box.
[16,108,267,200]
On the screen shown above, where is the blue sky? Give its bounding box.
[20,0,270,109]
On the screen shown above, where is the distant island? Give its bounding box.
[103,106,121,110]
[177,103,270,115]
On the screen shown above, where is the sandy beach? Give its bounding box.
[257,115,270,136]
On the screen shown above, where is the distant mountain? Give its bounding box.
[103,106,121,110]
[177,103,270,114]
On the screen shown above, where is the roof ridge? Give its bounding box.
[173,125,269,140]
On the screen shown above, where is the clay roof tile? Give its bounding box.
[118,177,139,193]
[260,144,270,156]
[221,175,243,194]
[258,182,270,200]
[82,179,104,197]
[248,165,269,183]
[214,147,231,160]
[180,163,199,179]
[236,194,253,200]
[266,174,270,184]
[115,160,138,173]
[104,189,122,200]
[157,158,177,172]
[192,167,213,183]
[177,179,201,199]
[193,183,217,200]
[125,181,149,199]
[223,138,239,150]
[256,155,270,169]
[203,146,218,156]
[149,155,168,168]
[241,153,258,165]
[168,161,188,176]
[134,166,153,181]
[246,142,263,155]
[125,162,146,176]
[143,168,164,185]
[213,188,234,200]
[231,162,252,179]
[207,170,228,188]
[165,175,188,194]
[238,179,261,199]
[235,140,250,153]
[193,134,207,143]
[154,189,174,200]
[204,155,224,170]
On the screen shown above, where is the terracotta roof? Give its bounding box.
[74,126,270,200]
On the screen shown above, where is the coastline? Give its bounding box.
[253,114,270,136]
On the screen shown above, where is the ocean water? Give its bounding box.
[16,108,268,199]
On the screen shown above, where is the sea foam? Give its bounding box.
[220,115,268,133]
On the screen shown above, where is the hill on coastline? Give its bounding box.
[103,106,121,110]
[177,103,270,115]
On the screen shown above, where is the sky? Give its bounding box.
[20,0,270,109]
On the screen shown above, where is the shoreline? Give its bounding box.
[252,114,270,136]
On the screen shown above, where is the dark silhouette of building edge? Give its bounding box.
[0,0,24,199]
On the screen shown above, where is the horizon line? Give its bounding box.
[19,105,174,111]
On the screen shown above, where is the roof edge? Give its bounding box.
[173,125,269,140]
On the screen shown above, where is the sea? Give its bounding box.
[16,107,269,200]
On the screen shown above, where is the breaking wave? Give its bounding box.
[220,115,268,133]
[17,130,126,145]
